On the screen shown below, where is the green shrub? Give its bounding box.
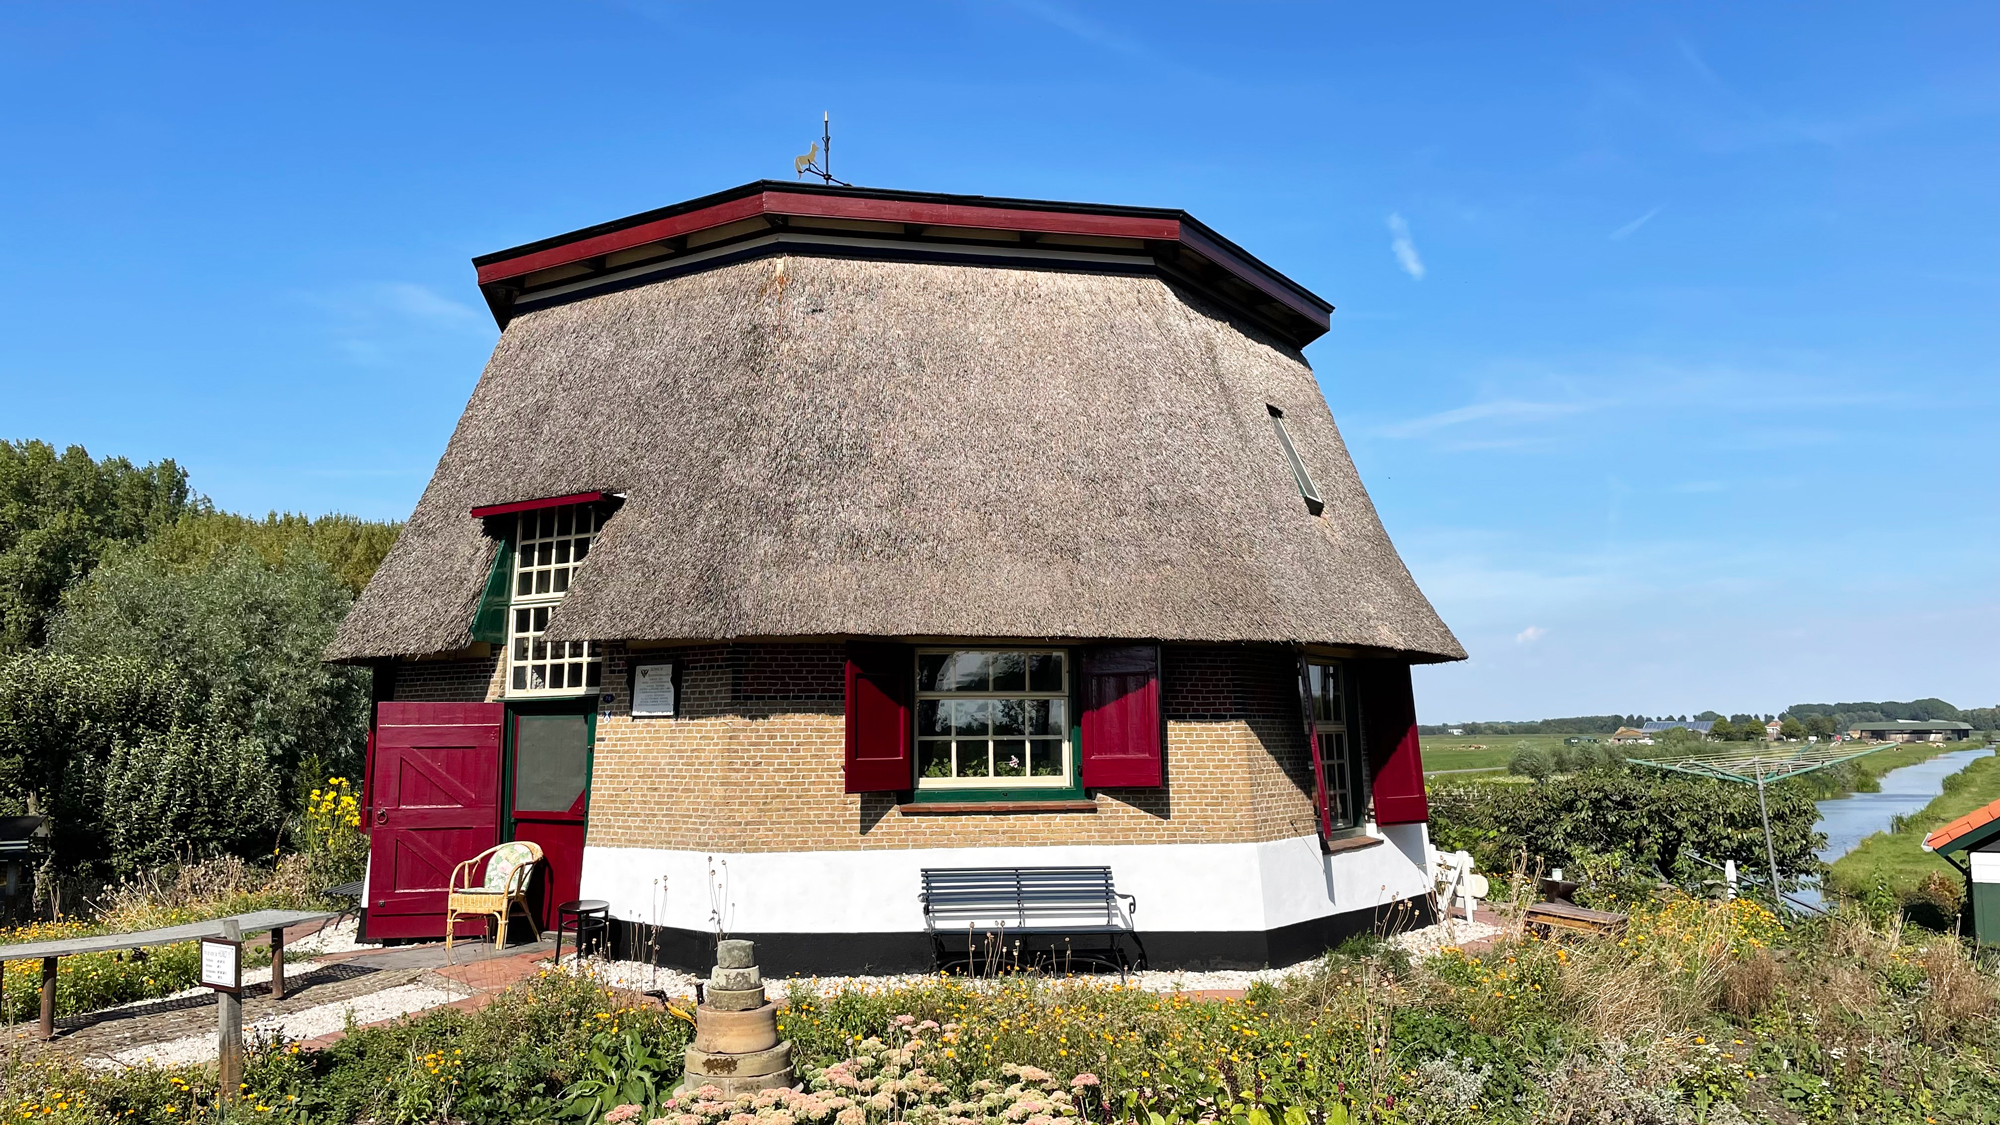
[1508,747,1553,781]
[1428,770,1823,892]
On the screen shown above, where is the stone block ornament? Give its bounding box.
[677,940,795,1095]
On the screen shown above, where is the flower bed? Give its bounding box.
[4,899,1998,1123]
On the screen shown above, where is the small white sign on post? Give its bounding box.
[631,660,677,718]
[199,938,242,994]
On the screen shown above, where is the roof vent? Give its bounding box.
[1266,405,1325,516]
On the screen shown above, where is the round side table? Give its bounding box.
[555,899,611,965]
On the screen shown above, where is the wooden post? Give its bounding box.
[39,956,56,1040]
[217,919,242,1101]
[271,926,286,1001]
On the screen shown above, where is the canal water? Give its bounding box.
[1791,744,1994,909]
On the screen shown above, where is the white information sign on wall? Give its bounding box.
[199,937,242,993]
[632,661,677,718]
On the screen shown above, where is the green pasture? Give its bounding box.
[1421,733,1576,775]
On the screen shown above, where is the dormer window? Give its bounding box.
[1267,405,1324,516]
[507,503,609,695]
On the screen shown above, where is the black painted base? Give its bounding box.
[605,895,1437,976]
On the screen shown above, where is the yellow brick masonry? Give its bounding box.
[385,642,1320,853]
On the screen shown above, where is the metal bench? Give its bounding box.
[919,866,1141,974]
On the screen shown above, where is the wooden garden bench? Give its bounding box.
[920,866,1141,974]
[0,909,335,1039]
[1524,900,1628,937]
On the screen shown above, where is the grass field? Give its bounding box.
[1828,744,2000,903]
[1419,732,1975,784]
[1420,733,1573,774]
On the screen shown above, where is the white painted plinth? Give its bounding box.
[580,825,1431,936]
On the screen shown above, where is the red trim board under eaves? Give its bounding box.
[475,192,1183,286]
[469,492,611,519]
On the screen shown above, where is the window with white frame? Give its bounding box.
[915,649,1071,788]
[507,504,608,696]
[1305,661,1359,828]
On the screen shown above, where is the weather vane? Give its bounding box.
[793,113,849,186]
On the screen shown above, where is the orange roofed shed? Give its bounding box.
[1922,793,2000,945]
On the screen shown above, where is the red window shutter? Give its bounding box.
[1081,645,1163,789]
[844,643,912,793]
[1356,662,1428,825]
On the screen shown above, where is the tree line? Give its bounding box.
[0,440,399,887]
[1425,699,1995,740]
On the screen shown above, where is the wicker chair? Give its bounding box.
[445,841,544,955]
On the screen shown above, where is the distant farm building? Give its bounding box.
[1609,727,1652,745]
[1640,720,1713,735]
[1849,720,1974,743]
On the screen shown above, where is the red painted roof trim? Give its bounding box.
[469,181,1334,344]
[475,196,767,285]
[470,491,611,519]
[475,191,1183,287]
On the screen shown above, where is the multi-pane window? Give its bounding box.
[915,649,1070,788]
[1306,661,1358,828]
[508,504,608,696]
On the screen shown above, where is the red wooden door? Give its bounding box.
[507,712,592,928]
[364,703,504,941]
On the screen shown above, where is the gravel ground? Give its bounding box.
[565,919,1499,1000]
[286,916,375,958]
[99,982,467,1069]
[1388,918,1501,959]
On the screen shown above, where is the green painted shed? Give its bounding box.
[1922,796,2000,945]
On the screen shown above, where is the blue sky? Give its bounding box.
[2,3,1993,720]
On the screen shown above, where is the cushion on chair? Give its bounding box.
[482,842,539,893]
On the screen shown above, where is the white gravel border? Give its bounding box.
[95,982,468,1069]
[562,919,1498,999]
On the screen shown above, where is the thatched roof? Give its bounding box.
[328,253,1462,663]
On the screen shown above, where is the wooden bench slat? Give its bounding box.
[0,910,338,962]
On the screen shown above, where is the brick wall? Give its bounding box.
[584,642,1318,853]
[389,653,506,702]
[383,640,1324,852]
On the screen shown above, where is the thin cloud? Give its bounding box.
[1674,37,1728,91]
[1004,0,1152,59]
[1387,212,1426,280]
[302,282,483,329]
[374,282,482,326]
[1610,206,1663,241]
[1515,626,1547,645]
[1378,399,1594,439]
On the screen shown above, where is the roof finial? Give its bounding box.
[793,112,849,186]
